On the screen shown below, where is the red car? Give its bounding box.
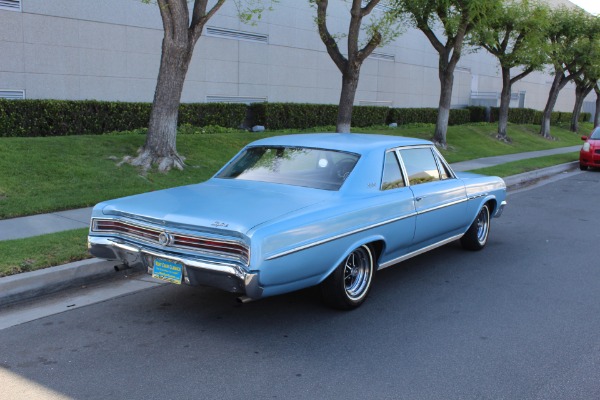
[580,127,600,170]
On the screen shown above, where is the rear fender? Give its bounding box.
[318,234,385,284]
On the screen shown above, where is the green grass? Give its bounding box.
[360,122,587,163]
[469,153,580,177]
[0,121,589,277]
[0,229,90,277]
[0,122,588,219]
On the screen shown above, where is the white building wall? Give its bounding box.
[0,0,592,112]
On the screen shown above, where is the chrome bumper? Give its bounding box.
[88,236,263,298]
[494,200,507,218]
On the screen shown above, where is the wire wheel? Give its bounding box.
[461,204,491,251]
[475,206,490,245]
[343,246,373,301]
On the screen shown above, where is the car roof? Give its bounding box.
[247,133,432,155]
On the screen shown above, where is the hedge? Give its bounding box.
[388,108,470,126]
[1,99,589,137]
[491,108,592,124]
[0,100,247,137]
[248,103,390,130]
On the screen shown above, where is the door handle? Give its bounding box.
[415,196,425,201]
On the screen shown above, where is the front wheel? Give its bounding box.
[461,204,491,251]
[580,163,588,171]
[320,245,374,310]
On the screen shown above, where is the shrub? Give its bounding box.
[580,112,591,122]
[390,108,438,125]
[466,106,488,123]
[0,100,247,137]
[250,103,392,130]
[389,108,470,126]
[448,109,470,125]
[179,103,247,128]
[351,106,390,127]
[249,103,339,130]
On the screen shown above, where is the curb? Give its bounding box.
[0,161,581,308]
[0,258,121,308]
[504,161,579,191]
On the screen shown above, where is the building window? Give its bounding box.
[370,52,395,62]
[0,89,25,100]
[0,0,21,12]
[206,27,268,44]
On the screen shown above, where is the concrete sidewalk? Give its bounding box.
[0,145,582,241]
[450,145,581,171]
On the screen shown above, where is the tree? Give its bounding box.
[473,0,549,141]
[594,84,600,128]
[570,17,600,132]
[313,0,401,133]
[571,76,596,132]
[397,0,501,147]
[128,0,269,172]
[539,7,590,139]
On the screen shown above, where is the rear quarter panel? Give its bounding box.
[247,189,417,295]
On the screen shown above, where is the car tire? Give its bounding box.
[320,245,374,310]
[461,204,490,251]
[580,163,588,171]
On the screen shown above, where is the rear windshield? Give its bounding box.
[216,146,360,190]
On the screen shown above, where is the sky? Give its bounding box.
[568,0,600,15]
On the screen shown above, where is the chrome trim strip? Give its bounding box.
[416,198,468,215]
[431,147,457,179]
[468,192,488,200]
[91,217,250,266]
[265,212,418,261]
[266,195,470,261]
[378,234,464,269]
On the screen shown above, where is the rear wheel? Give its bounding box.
[461,204,490,251]
[320,245,374,310]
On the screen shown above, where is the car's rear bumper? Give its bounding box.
[88,236,263,298]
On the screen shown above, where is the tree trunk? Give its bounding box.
[497,67,512,141]
[130,38,192,172]
[434,66,455,148]
[595,87,600,128]
[540,73,565,139]
[571,84,592,132]
[336,68,360,133]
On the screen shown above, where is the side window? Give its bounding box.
[399,148,441,186]
[381,151,405,190]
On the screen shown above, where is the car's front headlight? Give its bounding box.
[582,142,591,152]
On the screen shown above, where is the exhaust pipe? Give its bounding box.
[114,264,131,272]
[236,296,256,304]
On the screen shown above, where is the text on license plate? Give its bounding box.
[152,258,183,284]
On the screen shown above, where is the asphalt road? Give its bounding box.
[1,171,600,400]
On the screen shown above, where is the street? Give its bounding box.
[1,170,600,400]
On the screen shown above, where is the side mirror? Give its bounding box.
[581,136,588,141]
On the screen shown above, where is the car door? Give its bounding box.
[397,146,468,250]
[375,150,417,266]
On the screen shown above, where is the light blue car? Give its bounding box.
[88,133,506,309]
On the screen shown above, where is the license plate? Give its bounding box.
[152,258,183,284]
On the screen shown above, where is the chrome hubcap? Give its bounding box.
[343,246,373,301]
[476,207,490,244]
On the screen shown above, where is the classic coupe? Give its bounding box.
[580,127,600,170]
[88,133,507,309]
